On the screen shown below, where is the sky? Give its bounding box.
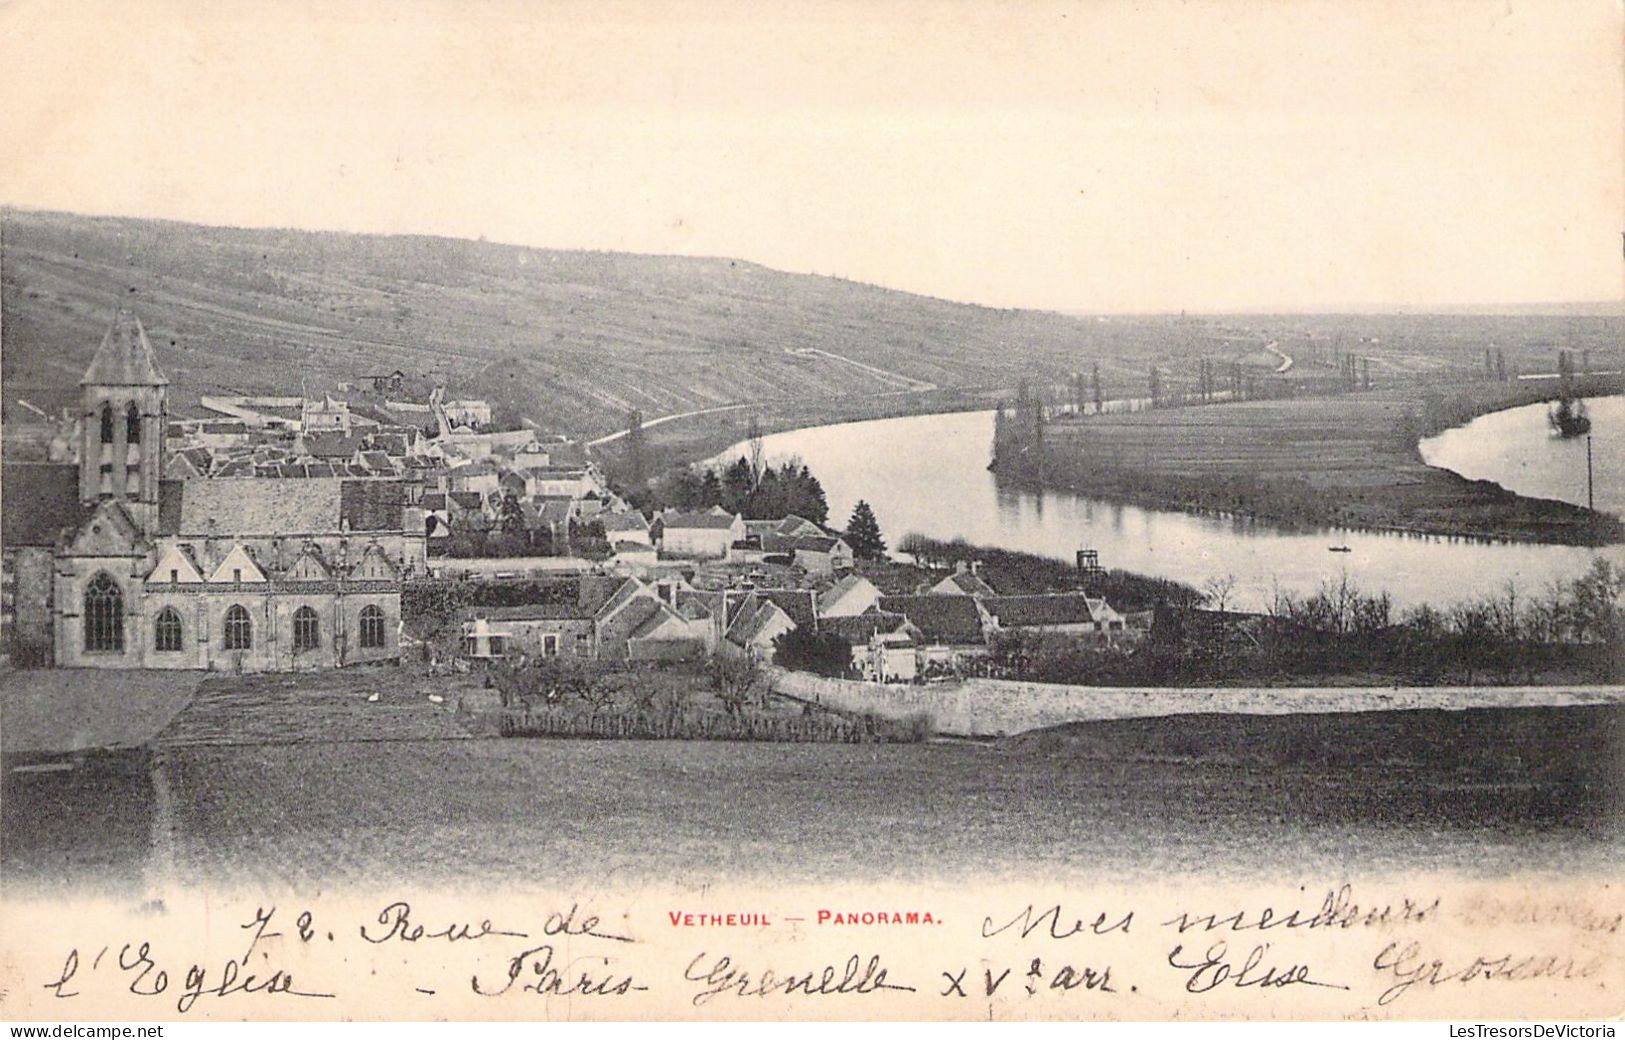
[0,0,1621,313]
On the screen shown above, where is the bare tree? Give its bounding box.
[1202,573,1237,614]
[746,414,766,490]
[711,653,764,715]
[1488,581,1520,642]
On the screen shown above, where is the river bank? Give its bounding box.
[990,377,1624,547]
[621,385,1006,476]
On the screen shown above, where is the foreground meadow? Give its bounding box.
[4,705,1618,894]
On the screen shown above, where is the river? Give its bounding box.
[1420,395,1623,516]
[715,400,1624,612]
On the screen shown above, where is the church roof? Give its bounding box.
[0,463,88,546]
[155,477,409,536]
[82,309,168,387]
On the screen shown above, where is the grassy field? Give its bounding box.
[3,704,1618,894]
[0,748,156,895]
[5,209,1622,465]
[0,668,200,754]
[1003,378,1624,544]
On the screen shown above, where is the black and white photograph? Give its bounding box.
[0,0,1620,1024]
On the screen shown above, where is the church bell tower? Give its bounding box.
[79,308,168,533]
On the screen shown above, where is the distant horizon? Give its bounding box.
[6,203,1621,321]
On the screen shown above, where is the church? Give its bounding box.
[2,309,427,671]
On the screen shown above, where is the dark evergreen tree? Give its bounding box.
[793,464,829,525]
[845,499,887,560]
[772,626,853,677]
[498,491,526,537]
[721,457,755,513]
[700,468,724,507]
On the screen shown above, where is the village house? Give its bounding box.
[354,450,398,477]
[927,560,997,596]
[816,573,882,617]
[787,534,853,576]
[601,510,652,545]
[365,370,407,394]
[441,399,493,429]
[709,587,816,660]
[875,594,991,668]
[361,427,421,458]
[165,446,214,480]
[460,603,595,660]
[821,611,921,682]
[722,597,797,659]
[982,593,1095,634]
[988,593,1147,646]
[298,430,365,461]
[189,420,254,450]
[435,426,534,461]
[509,441,553,471]
[446,460,503,496]
[656,507,748,559]
[459,575,713,665]
[607,539,660,574]
[592,577,712,661]
[744,515,828,542]
[422,490,488,539]
[301,395,353,433]
[527,466,606,500]
[529,498,577,547]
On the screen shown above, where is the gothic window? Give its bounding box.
[359,605,386,649]
[293,606,320,652]
[126,402,141,444]
[100,403,114,444]
[83,573,124,652]
[224,605,252,650]
[154,608,183,652]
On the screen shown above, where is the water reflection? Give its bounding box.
[715,407,1624,611]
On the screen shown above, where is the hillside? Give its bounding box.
[7,209,1621,470]
[1,209,1157,441]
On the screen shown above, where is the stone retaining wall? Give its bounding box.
[767,668,1625,737]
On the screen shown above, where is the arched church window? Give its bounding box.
[293,606,320,651]
[224,605,253,650]
[154,608,183,652]
[359,605,386,649]
[126,402,141,443]
[83,573,124,652]
[100,403,115,444]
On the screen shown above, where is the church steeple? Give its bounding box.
[79,308,168,532]
[82,307,169,388]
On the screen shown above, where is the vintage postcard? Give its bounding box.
[0,0,1621,1024]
